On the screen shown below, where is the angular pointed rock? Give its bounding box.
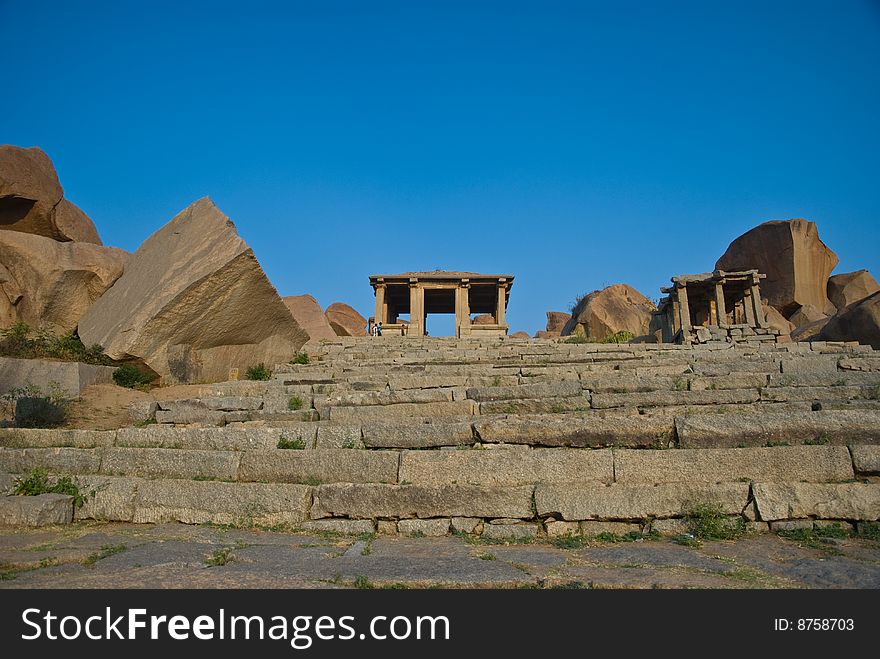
[78,198,308,383]
[283,295,338,343]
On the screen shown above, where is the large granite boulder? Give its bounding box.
[546,311,571,334]
[283,295,338,343]
[715,219,838,316]
[562,284,656,341]
[762,303,794,335]
[78,198,308,383]
[472,314,495,325]
[788,304,829,329]
[325,303,367,337]
[818,291,880,349]
[0,231,126,333]
[0,145,101,244]
[828,270,879,311]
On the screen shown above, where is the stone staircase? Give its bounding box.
[2,336,879,537]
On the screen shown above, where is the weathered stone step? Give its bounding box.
[325,389,454,407]
[676,410,880,448]
[0,447,400,485]
[465,381,582,402]
[760,385,876,403]
[311,483,534,520]
[74,476,312,525]
[327,400,475,422]
[535,482,751,521]
[473,415,675,448]
[753,482,880,521]
[477,396,593,415]
[361,422,475,449]
[613,445,855,484]
[591,388,760,409]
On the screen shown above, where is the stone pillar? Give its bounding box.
[456,282,471,337]
[496,280,507,327]
[409,280,424,336]
[743,291,757,326]
[750,283,766,327]
[671,299,681,335]
[676,283,692,333]
[374,284,386,326]
[714,282,727,327]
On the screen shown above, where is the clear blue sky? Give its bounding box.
[3,0,878,336]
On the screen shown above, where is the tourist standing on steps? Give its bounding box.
[376,322,382,336]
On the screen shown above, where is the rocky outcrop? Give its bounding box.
[510,331,530,339]
[819,291,880,349]
[472,314,495,325]
[78,198,309,383]
[0,145,101,245]
[0,231,126,333]
[283,295,338,343]
[545,312,570,334]
[828,270,879,311]
[788,304,829,329]
[325,303,367,337]
[715,219,838,316]
[762,303,794,335]
[562,284,656,341]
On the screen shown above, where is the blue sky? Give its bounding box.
[3,0,878,336]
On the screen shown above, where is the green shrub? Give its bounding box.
[112,364,157,389]
[291,352,310,365]
[245,363,271,381]
[12,468,91,508]
[288,396,303,411]
[0,323,111,365]
[684,502,746,540]
[599,331,635,344]
[8,384,72,429]
[277,438,306,449]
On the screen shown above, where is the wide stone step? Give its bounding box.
[473,414,675,448]
[327,400,475,422]
[0,447,399,485]
[676,410,880,448]
[535,482,751,521]
[613,445,855,484]
[325,389,454,407]
[465,381,582,402]
[311,483,534,520]
[591,388,760,409]
[753,482,880,521]
[478,396,592,415]
[73,476,312,525]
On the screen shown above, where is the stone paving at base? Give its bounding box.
[1,521,879,589]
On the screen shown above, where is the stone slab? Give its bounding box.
[614,446,854,484]
[399,448,613,486]
[676,410,880,448]
[474,415,675,448]
[133,479,312,525]
[0,493,73,526]
[535,482,750,521]
[311,484,534,520]
[362,422,474,449]
[238,449,398,484]
[753,482,880,521]
[851,445,880,475]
